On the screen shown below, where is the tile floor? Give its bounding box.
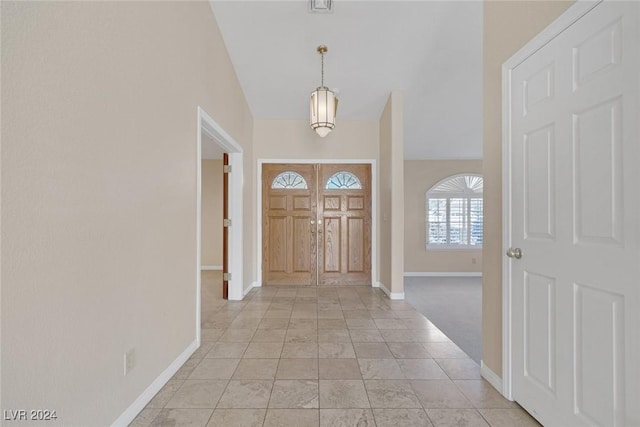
[130,275,540,427]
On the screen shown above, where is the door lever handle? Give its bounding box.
[506,247,522,259]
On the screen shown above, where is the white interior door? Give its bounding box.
[506,1,639,426]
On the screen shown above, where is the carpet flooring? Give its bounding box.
[404,277,482,364]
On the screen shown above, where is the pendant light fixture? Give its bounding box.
[310,45,338,138]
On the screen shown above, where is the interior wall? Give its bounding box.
[201,160,223,267]
[404,159,483,273]
[1,2,253,425]
[378,92,404,297]
[482,0,574,377]
[253,119,379,284]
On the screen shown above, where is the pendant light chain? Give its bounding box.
[320,50,325,88]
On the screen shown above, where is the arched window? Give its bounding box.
[271,171,308,189]
[325,171,362,189]
[426,174,483,248]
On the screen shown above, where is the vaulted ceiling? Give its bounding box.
[209,1,482,159]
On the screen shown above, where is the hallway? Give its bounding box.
[130,281,538,427]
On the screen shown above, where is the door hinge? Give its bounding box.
[223,218,232,227]
[223,272,232,281]
[223,165,232,173]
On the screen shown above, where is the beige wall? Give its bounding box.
[201,160,223,267]
[379,92,405,296]
[253,119,380,284]
[404,160,483,273]
[482,0,574,376]
[1,2,253,425]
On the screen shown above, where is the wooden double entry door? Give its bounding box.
[262,163,372,286]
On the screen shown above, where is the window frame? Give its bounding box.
[425,174,483,250]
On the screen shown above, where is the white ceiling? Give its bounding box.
[209,1,482,159]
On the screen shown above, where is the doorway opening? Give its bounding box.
[259,161,375,286]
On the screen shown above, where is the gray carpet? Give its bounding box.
[404,276,482,364]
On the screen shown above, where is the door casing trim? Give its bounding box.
[501,0,602,400]
[257,158,377,288]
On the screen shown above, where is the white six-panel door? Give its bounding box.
[505,1,639,426]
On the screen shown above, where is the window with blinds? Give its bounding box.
[426,175,483,249]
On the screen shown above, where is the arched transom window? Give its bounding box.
[426,174,483,248]
[326,171,362,189]
[271,171,308,189]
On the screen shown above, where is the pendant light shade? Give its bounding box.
[310,45,338,137]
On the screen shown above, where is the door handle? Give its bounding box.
[506,247,522,259]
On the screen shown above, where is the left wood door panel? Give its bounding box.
[262,164,317,285]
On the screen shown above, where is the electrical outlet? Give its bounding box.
[124,348,136,376]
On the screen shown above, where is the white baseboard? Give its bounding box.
[404,272,482,277]
[243,282,257,297]
[375,281,405,300]
[201,265,222,271]
[111,339,198,427]
[481,360,505,396]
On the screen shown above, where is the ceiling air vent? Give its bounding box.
[309,0,333,14]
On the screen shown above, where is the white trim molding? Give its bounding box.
[404,272,482,278]
[111,340,197,427]
[501,0,602,401]
[243,282,257,297]
[201,265,223,271]
[375,281,405,300]
[481,360,505,396]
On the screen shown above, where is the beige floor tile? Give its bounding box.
[368,310,397,319]
[229,318,262,329]
[410,380,473,409]
[218,329,256,343]
[365,380,422,409]
[149,408,213,427]
[478,408,541,427]
[318,329,351,343]
[173,359,201,380]
[146,379,184,408]
[251,329,287,343]
[319,359,362,379]
[319,380,371,408]
[288,318,318,329]
[188,359,240,380]
[207,409,265,427]
[388,343,432,359]
[269,380,319,409]
[348,329,385,343]
[243,342,283,358]
[317,310,344,319]
[165,380,227,409]
[281,342,318,358]
[262,309,292,319]
[205,343,248,359]
[318,342,356,358]
[290,310,317,319]
[401,318,435,329]
[318,319,347,329]
[358,359,405,380]
[423,342,469,359]
[353,342,394,359]
[258,318,289,329]
[285,329,318,343]
[232,359,278,380]
[373,408,432,427]
[397,359,448,380]
[454,380,517,409]
[129,408,161,427]
[426,409,489,427]
[343,310,372,320]
[217,380,273,408]
[276,358,319,379]
[373,319,408,330]
[201,329,225,342]
[263,409,319,427]
[436,358,481,380]
[190,342,215,361]
[320,409,375,427]
[345,318,376,329]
